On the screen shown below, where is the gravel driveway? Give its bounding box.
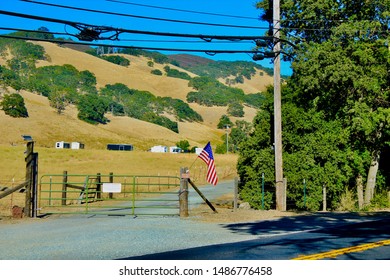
[0,180,258,260]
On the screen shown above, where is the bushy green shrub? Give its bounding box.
[101,55,130,66]
[164,66,191,80]
[227,102,244,117]
[151,69,163,76]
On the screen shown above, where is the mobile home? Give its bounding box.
[107,144,133,151]
[150,145,168,153]
[55,141,84,149]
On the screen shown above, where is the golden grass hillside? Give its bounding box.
[0,143,239,217]
[1,42,272,149]
[0,90,225,149]
[218,70,273,93]
[0,42,272,189]
[35,42,195,100]
[0,144,239,182]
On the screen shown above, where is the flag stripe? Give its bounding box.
[198,142,218,186]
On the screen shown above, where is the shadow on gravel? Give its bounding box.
[119,212,390,260]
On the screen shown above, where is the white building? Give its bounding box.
[55,141,84,149]
[55,141,70,149]
[150,145,168,153]
[195,147,203,155]
[71,142,85,149]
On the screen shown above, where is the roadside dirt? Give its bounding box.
[0,193,305,225]
[189,194,305,224]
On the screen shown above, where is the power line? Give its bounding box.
[106,0,260,21]
[0,34,262,55]
[0,26,253,44]
[21,0,264,30]
[0,26,69,37]
[0,10,271,42]
[104,38,251,44]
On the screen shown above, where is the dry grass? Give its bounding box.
[218,69,273,94]
[35,42,194,99]
[1,42,271,149]
[0,42,272,218]
[0,144,239,180]
[0,144,239,217]
[0,90,225,150]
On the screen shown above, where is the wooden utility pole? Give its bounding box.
[273,0,285,211]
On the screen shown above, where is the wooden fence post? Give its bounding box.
[62,171,67,206]
[96,173,101,199]
[31,152,38,218]
[109,172,114,199]
[179,167,189,217]
[24,141,34,217]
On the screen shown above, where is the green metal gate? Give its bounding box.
[38,173,181,216]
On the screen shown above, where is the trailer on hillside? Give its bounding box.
[150,145,168,153]
[55,141,84,149]
[107,144,133,151]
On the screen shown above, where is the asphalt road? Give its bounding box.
[1,180,389,260]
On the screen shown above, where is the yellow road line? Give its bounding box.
[293,239,390,260]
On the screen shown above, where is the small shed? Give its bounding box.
[71,142,85,150]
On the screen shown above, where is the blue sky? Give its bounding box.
[0,0,292,75]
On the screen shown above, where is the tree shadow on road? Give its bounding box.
[222,211,390,236]
[119,212,390,260]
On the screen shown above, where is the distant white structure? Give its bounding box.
[169,146,182,153]
[195,147,203,155]
[71,142,85,149]
[150,145,168,153]
[55,141,70,149]
[55,141,84,150]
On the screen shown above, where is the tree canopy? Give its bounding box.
[238,0,390,210]
[0,93,29,118]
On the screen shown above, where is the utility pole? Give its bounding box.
[225,125,229,154]
[273,0,285,211]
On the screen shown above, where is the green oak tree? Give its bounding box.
[0,93,29,118]
[239,0,390,208]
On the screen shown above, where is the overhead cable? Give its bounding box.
[0,34,262,55]
[21,0,265,30]
[0,27,252,44]
[106,0,260,20]
[0,10,271,42]
[0,26,69,36]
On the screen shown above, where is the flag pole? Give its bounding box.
[188,156,199,171]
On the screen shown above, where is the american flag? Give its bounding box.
[198,142,218,186]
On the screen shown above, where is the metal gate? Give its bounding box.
[38,173,181,216]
